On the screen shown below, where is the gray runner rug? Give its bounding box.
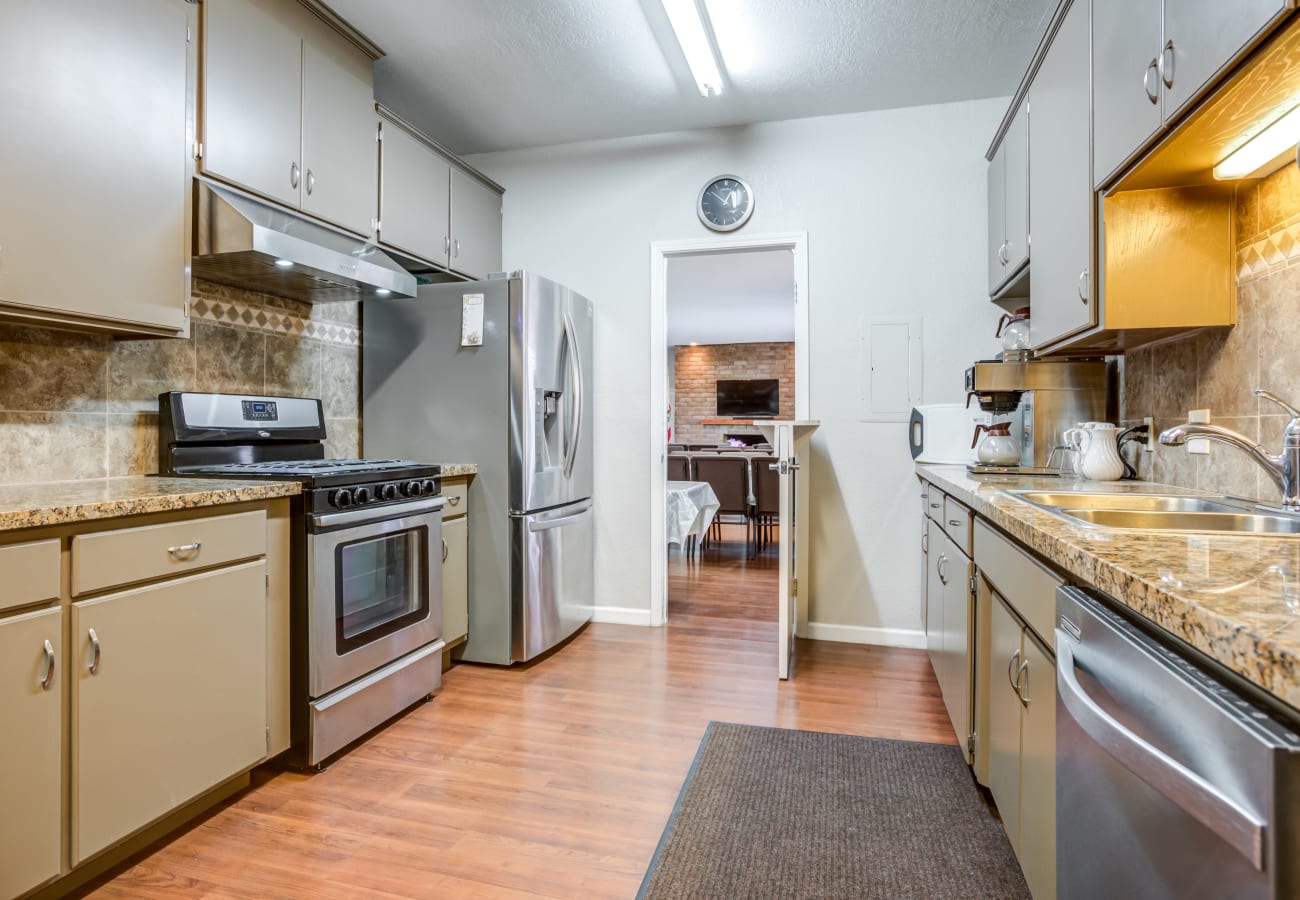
[638,722,1031,900]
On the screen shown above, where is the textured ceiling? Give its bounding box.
[329,0,1055,154]
[667,249,795,346]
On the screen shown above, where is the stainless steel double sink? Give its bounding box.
[1008,490,1300,536]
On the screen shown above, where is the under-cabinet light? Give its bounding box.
[273,258,295,268]
[375,288,392,296]
[661,0,724,97]
[1213,104,1300,180]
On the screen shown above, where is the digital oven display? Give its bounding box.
[241,400,279,422]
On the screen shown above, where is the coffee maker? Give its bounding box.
[965,358,1111,473]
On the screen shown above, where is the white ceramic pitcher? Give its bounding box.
[1067,422,1125,481]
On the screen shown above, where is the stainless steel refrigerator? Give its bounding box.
[362,272,594,665]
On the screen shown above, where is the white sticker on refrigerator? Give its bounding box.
[461,293,484,346]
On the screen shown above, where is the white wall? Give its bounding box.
[469,98,1006,644]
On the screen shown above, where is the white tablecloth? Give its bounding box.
[666,480,720,546]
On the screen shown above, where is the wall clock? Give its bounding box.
[697,175,754,232]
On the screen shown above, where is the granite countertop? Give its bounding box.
[0,477,301,533]
[439,464,477,478]
[917,463,1300,712]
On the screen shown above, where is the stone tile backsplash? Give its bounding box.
[0,279,361,485]
[1120,165,1300,502]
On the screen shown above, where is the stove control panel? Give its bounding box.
[325,478,440,510]
[240,399,278,421]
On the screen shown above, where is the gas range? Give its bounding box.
[183,458,440,512]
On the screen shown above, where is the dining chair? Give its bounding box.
[667,454,690,481]
[751,455,779,552]
[692,455,754,558]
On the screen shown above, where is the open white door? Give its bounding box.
[757,420,820,680]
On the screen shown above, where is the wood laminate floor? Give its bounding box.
[82,526,954,899]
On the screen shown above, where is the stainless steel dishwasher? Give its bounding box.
[1055,587,1300,900]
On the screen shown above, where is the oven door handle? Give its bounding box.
[312,496,444,529]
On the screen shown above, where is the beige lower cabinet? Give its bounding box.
[442,514,469,646]
[0,606,63,899]
[70,561,268,865]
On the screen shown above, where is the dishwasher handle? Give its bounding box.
[1055,630,1266,870]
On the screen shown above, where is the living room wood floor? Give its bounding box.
[81,526,955,899]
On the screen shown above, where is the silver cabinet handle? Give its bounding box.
[921,532,929,554]
[936,553,948,585]
[1056,630,1264,869]
[997,241,1008,266]
[87,628,101,675]
[1015,659,1031,705]
[453,239,460,258]
[948,518,962,527]
[1077,268,1089,303]
[1144,58,1160,104]
[306,169,315,195]
[1160,39,1175,89]
[1007,648,1021,692]
[442,537,449,562]
[447,495,461,508]
[929,501,942,510]
[290,162,300,189]
[40,639,55,690]
[168,541,201,560]
[444,235,451,256]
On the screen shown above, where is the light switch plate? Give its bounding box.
[1188,409,1210,455]
[1144,416,1155,452]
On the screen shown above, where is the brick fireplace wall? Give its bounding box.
[672,342,795,444]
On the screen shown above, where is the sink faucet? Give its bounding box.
[1158,389,1300,511]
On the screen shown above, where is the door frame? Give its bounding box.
[648,231,810,627]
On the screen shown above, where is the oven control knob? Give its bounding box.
[331,489,352,508]
[381,483,399,501]
[404,480,422,497]
[354,486,373,505]
[421,479,437,496]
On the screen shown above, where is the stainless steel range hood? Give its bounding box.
[192,177,417,303]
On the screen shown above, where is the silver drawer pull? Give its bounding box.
[1007,649,1021,692]
[442,538,449,562]
[447,495,461,507]
[40,639,55,690]
[948,518,962,527]
[168,541,201,560]
[1015,659,1031,706]
[87,628,101,675]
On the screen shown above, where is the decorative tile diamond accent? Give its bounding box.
[1237,220,1300,284]
[188,290,359,347]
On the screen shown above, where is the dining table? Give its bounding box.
[665,480,720,550]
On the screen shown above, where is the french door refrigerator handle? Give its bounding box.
[562,311,584,478]
[1055,629,1266,869]
[527,501,593,532]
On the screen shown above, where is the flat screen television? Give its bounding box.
[716,379,779,418]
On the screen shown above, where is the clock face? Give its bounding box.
[697,175,754,232]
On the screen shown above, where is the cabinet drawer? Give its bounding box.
[72,510,267,596]
[924,486,946,522]
[974,518,1063,649]
[442,479,469,519]
[942,495,973,554]
[0,538,60,614]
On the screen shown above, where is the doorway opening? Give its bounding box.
[648,233,809,629]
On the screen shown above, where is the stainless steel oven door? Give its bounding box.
[308,497,444,699]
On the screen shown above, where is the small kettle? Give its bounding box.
[972,422,1020,466]
[995,307,1031,362]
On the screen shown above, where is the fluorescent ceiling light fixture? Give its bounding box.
[1214,104,1300,180]
[273,258,295,268]
[661,0,723,97]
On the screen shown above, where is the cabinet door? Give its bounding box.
[987,143,1007,295]
[987,594,1023,849]
[380,120,452,266]
[1028,0,1094,350]
[202,0,303,209]
[1092,0,1162,187]
[0,0,191,335]
[925,518,946,675]
[1003,103,1030,276]
[71,562,267,865]
[940,550,974,760]
[442,515,469,644]
[1017,632,1057,900]
[0,607,62,899]
[301,31,378,235]
[450,168,504,279]
[1162,0,1291,122]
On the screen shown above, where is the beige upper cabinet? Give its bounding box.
[201,0,379,235]
[1093,0,1291,188]
[1028,0,1094,351]
[379,114,452,267]
[0,0,191,337]
[450,167,504,280]
[987,102,1029,296]
[0,606,63,899]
